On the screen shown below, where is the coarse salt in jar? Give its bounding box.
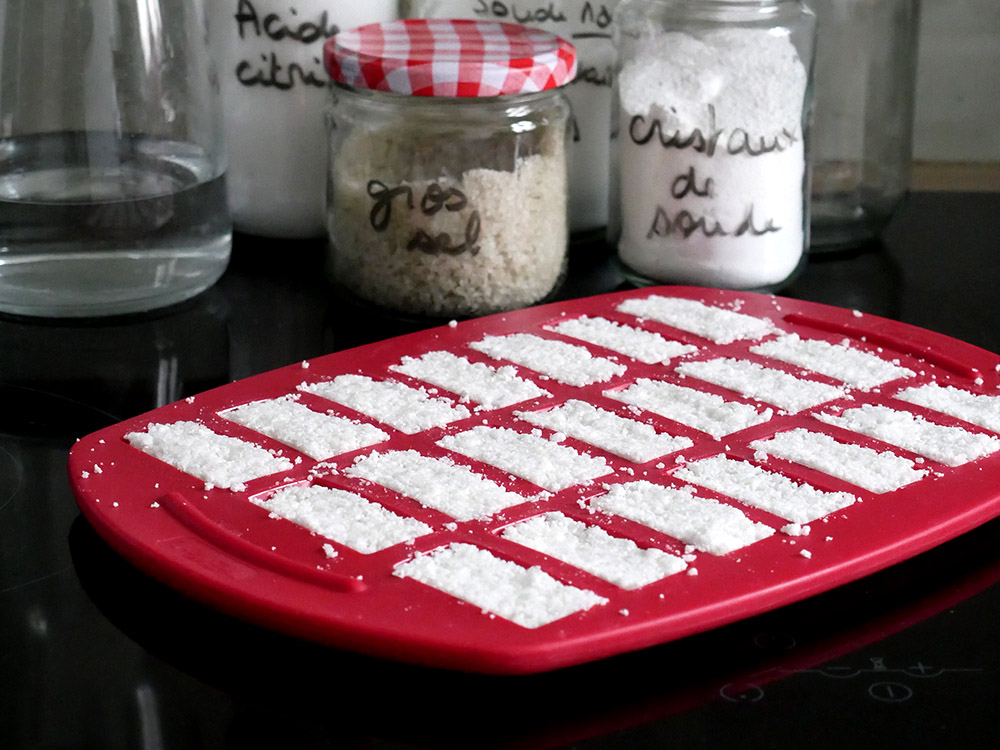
[323,18,577,320]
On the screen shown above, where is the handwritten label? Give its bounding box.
[367,180,482,256]
[627,105,796,241]
[232,1,337,91]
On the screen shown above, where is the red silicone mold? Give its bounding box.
[69,286,1000,674]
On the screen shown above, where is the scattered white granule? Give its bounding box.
[781,523,810,536]
[346,450,526,521]
[125,421,292,490]
[591,481,774,555]
[546,315,697,364]
[751,334,915,389]
[616,295,776,344]
[299,375,470,434]
[81,470,90,479]
[749,428,927,492]
[391,350,549,408]
[799,549,812,559]
[816,404,1000,467]
[516,400,693,463]
[220,396,389,460]
[439,426,612,492]
[322,543,338,558]
[896,382,1000,433]
[676,358,846,413]
[501,511,687,589]
[469,333,626,386]
[253,484,431,554]
[301,360,310,369]
[607,379,771,438]
[393,542,606,629]
[675,455,858,524]
[687,567,699,576]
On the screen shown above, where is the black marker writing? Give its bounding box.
[647,204,780,240]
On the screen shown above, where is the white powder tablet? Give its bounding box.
[816,404,1000,467]
[750,428,927,493]
[500,511,687,589]
[591,481,774,555]
[675,454,858,524]
[677,358,846,413]
[252,484,431,554]
[516,399,693,463]
[616,295,776,344]
[607,378,771,438]
[299,375,470,434]
[546,315,697,364]
[390,350,549,409]
[896,382,1000,433]
[438,425,613,491]
[751,334,915,389]
[125,421,292,490]
[345,449,526,521]
[469,333,626,386]
[220,396,389,460]
[393,542,607,629]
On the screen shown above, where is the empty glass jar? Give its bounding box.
[809,0,921,250]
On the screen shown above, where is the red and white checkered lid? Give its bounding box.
[324,18,577,97]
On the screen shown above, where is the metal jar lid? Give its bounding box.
[324,18,577,97]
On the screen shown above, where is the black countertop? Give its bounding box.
[3,191,1000,749]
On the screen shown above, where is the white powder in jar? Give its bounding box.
[615,28,808,288]
[329,122,568,319]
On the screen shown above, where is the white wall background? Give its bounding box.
[914,0,1000,162]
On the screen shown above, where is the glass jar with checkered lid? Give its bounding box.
[323,18,577,320]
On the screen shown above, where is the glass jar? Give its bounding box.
[323,19,576,320]
[399,0,622,241]
[611,0,816,291]
[809,0,920,250]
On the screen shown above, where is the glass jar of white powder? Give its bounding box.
[611,0,816,291]
[323,19,577,319]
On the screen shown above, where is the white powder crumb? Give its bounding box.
[347,449,526,521]
[687,567,699,576]
[620,609,630,616]
[301,360,310,369]
[607,378,771,438]
[221,396,389,460]
[751,334,914,389]
[150,502,160,509]
[438,426,612,492]
[470,333,626,386]
[501,512,687,589]
[126,421,293,490]
[677,358,845,413]
[186,396,195,404]
[592,481,773,555]
[394,542,607,629]
[547,315,697,364]
[976,377,985,385]
[826,536,833,542]
[817,403,1000,466]
[517,399,693,463]
[781,523,810,536]
[322,543,338,558]
[448,320,458,328]
[750,428,927,492]
[676,454,858,524]
[81,471,90,479]
[299,374,470,434]
[852,309,863,318]
[392,350,550,409]
[444,522,458,531]
[93,464,103,474]
[800,549,812,559]
[617,295,776,344]
[112,502,119,508]
[896,382,1000,434]
[253,484,431,554]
